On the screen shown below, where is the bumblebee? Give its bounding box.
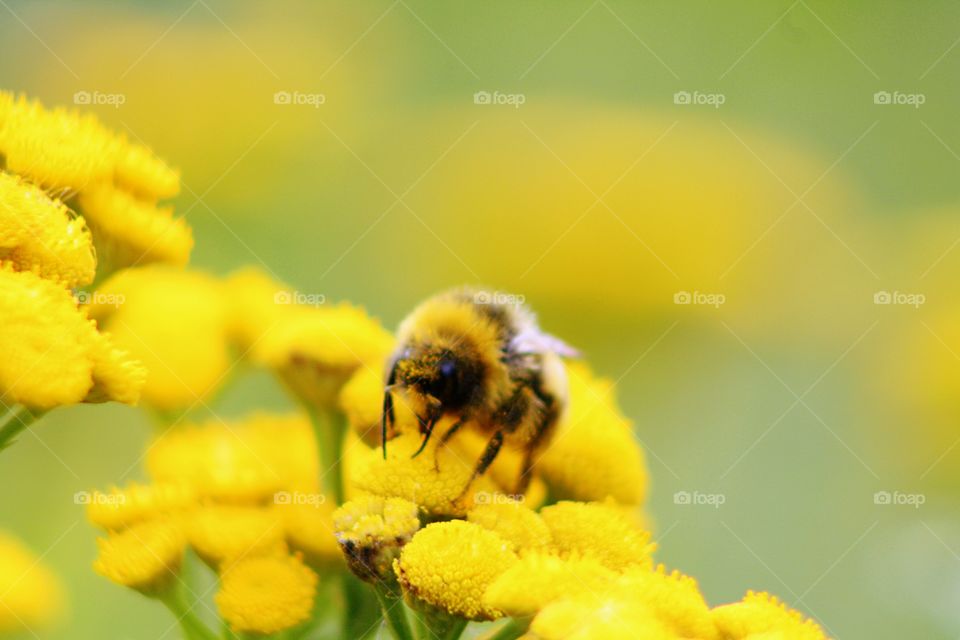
[382,288,575,495]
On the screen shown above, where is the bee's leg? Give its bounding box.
[410,402,442,459]
[514,389,559,495]
[381,361,399,459]
[456,431,504,500]
[433,419,465,471]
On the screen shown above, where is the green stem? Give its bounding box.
[479,618,530,640]
[373,585,415,640]
[0,406,45,452]
[307,407,347,505]
[156,582,218,640]
[410,604,468,640]
[342,572,383,640]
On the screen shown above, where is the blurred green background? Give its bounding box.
[3,1,960,637]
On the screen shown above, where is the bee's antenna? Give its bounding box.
[382,361,399,460]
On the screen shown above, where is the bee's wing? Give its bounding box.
[510,327,579,358]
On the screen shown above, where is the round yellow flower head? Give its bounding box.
[394,520,518,621]
[275,497,341,569]
[223,266,293,353]
[85,482,196,531]
[111,137,180,200]
[712,591,826,640]
[0,171,95,287]
[350,429,502,517]
[538,363,649,505]
[540,501,655,572]
[0,531,66,635]
[339,364,387,446]
[146,412,318,502]
[483,553,616,618]
[93,519,185,594]
[186,505,286,568]
[332,496,419,584]
[467,500,551,554]
[76,183,192,270]
[0,266,142,408]
[0,92,115,190]
[529,593,674,640]
[88,266,230,411]
[215,553,317,635]
[617,564,717,639]
[252,301,394,408]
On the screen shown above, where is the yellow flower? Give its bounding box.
[93,519,185,594]
[529,593,674,640]
[88,266,230,411]
[215,553,317,635]
[146,412,318,502]
[0,531,65,634]
[712,591,827,640]
[0,266,143,409]
[112,137,180,200]
[339,364,387,446]
[350,429,503,517]
[187,505,286,568]
[223,266,293,353]
[252,301,394,407]
[332,496,419,583]
[618,565,717,639]
[467,500,551,554]
[538,363,648,505]
[275,498,342,569]
[483,553,616,618]
[0,171,95,287]
[540,501,655,572]
[85,482,196,531]
[75,183,192,270]
[0,91,115,190]
[394,520,517,621]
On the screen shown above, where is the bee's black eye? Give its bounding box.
[438,359,456,379]
[424,359,459,405]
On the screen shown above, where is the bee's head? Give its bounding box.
[393,342,480,411]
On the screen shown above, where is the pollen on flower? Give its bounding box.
[466,500,551,554]
[76,183,192,270]
[529,593,674,640]
[537,362,649,506]
[93,519,185,594]
[394,520,518,621]
[85,329,147,405]
[0,530,65,635]
[712,590,827,640]
[146,412,318,502]
[215,553,318,635]
[332,495,419,583]
[186,505,286,568]
[0,171,96,287]
[88,266,231,411]
[540,501,655,572]
[86,482,196,531]
[482,553,616,618]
